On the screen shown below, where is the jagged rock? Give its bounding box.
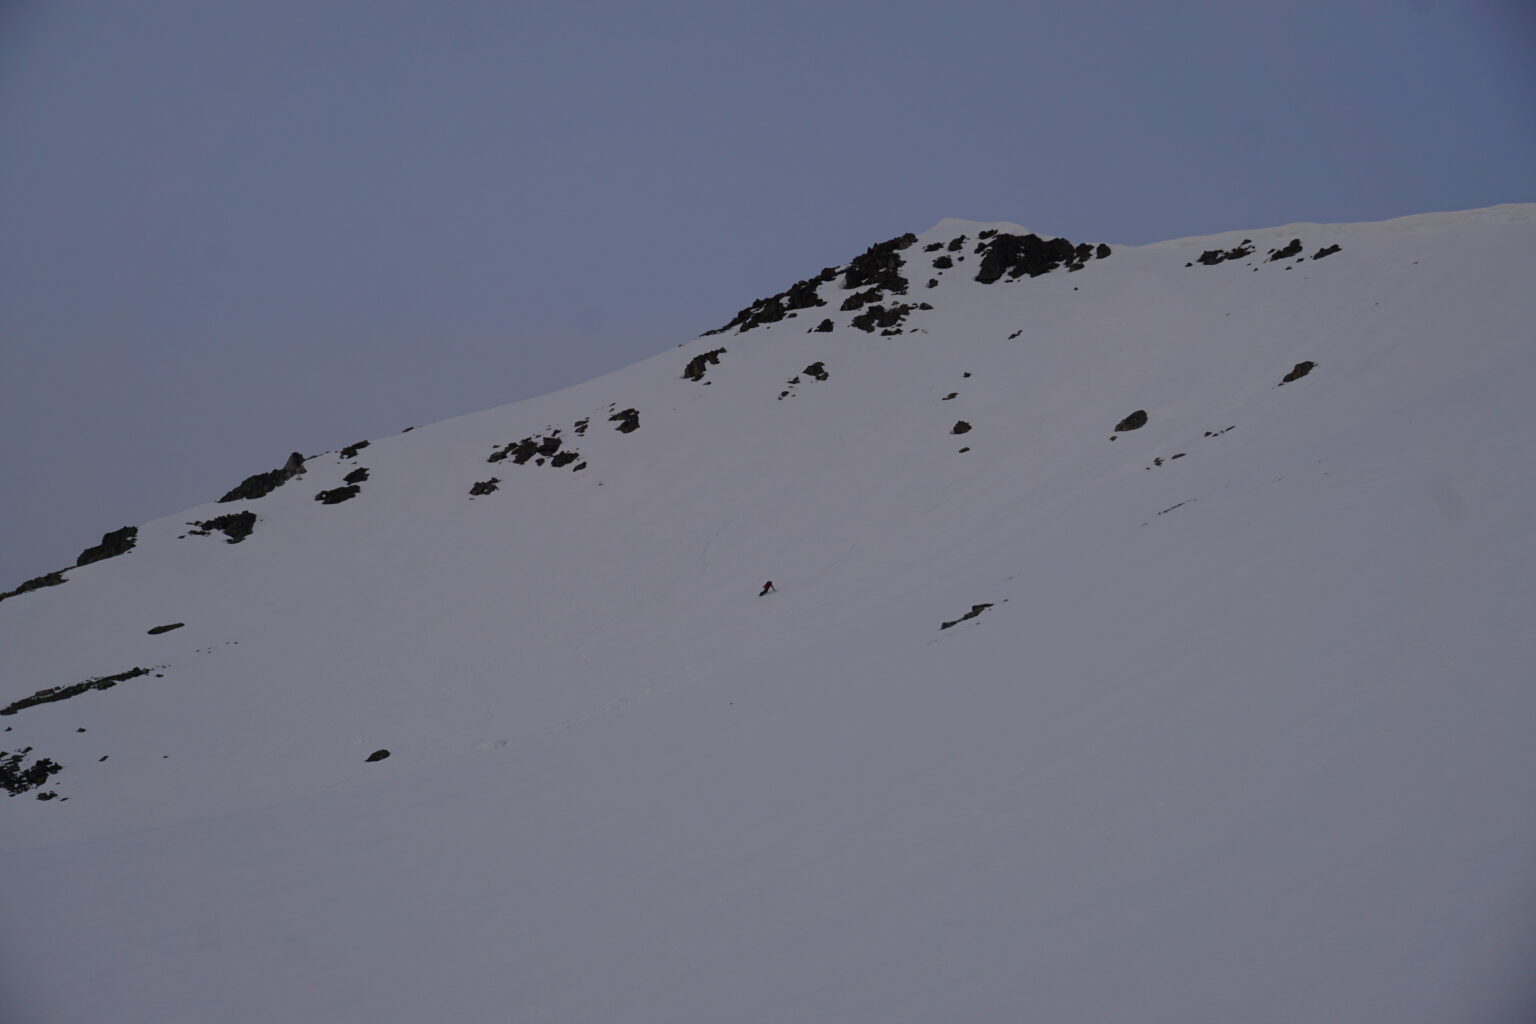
[469,478,500,496]
[1268,239,1303,261]
[940,603,994,630]
[840,288,882,311]
[315,485,361,505]
[974,233,1097,283]
[218,453,307,503]
[803,362,829,382]
[952,421,972,435]
[76,527,138,567]
[1115,409,1149,432]
[1312,244,1341,260]
[343,467,370,485]
[923,242,944,252]
[147,623,185,635]
[842,232,916,293]
[932,255,954,270]
[610,408,640,433]
[1195,241,1255,266]
[2,667,150,716]
[339,440,370,459]
[1096,243,1111,259]
[926,279,938,289]
[683,348,727,382]
[946,236,967,252]
[550,451,580,468]
[1280,360,1317,385]
[573,418,590,436]
[538,436,562,457]
[365,749,391,763]
[814,318,834,332]
[850,304,912,333]
[705,268,836,335]
[187,511,257,543]
[1,751,63,795]
[942,392,957,401]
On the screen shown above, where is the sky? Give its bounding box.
[2,0,1533,586]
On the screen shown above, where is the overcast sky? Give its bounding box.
[2,0,1532,586]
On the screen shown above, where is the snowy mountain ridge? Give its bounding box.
[3,205,1535,1024]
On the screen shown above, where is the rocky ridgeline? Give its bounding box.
[218,452,308,503]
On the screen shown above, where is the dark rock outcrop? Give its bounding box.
[469,478,500,496]
[365,749,391,763]
[814,318,834,332]
[343,467,370,485]
[2,667,151,716]
[1312,244,1341,260]
[1194,241,1255,266]
[1267,238,1303,261]
[951,421,972,435]
[842,232,917,294]
[218,452,307,503]
[803,362,829,382]
[147,623,185,635]
[940,603,994,630]
[610,408,640,433]
[974,233,1103,284]
[339,440,370,459]
[683,348,727,382]
[187,511,257,544]
[1115,410,1149,432]
[315,485,361,505]
[1279,360,1316,385]
[1,750,63,796]
[0,571,67,604]
[76,527,138,567]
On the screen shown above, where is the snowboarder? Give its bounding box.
[758,580,775,596]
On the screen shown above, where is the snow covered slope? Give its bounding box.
[4,205,1535,1023]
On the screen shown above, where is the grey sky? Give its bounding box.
[2,0,1532,586]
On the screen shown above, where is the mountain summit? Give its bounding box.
[5,205,1536,1023]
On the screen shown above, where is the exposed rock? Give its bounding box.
[1096,243,1112,259]
[218,452,307,503]
[932,255,954,270]
[315,485,361,505]
[2,667,151,716]
[147,623,185,635]
[951,421,972,434]
[1194,240,1255,266]
[1267,238,1303,261]
[942,392,957,400]
[850,304,913,334]
[76,527,138,567]
[923,242,944,252]
[343,467,370,485]
[1115,409,1149,432]
[1312,244,1341,260]
[814,318,834,332]
[573,418,590,436]
[940,603,994,630]
[610,408,640,433]
[339,440,370,459]
[842,232,917,293]
[840,288,882,311]
[803,362,829,382]
[974,232,1103,283]
[365,749,391,762]
[0,571,67,604]
[947,236,967,251]
[550,451,580,468]
[469,478,500,496]
[1,750,63,796]
[187,511,258,544]
[1279,360,1317,385]
[682,348,727,382]
[705,268,837,335]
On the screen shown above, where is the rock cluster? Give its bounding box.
[187,511,257,544]
[2,667,151,716]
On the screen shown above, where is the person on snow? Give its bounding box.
[759,580,775,596]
